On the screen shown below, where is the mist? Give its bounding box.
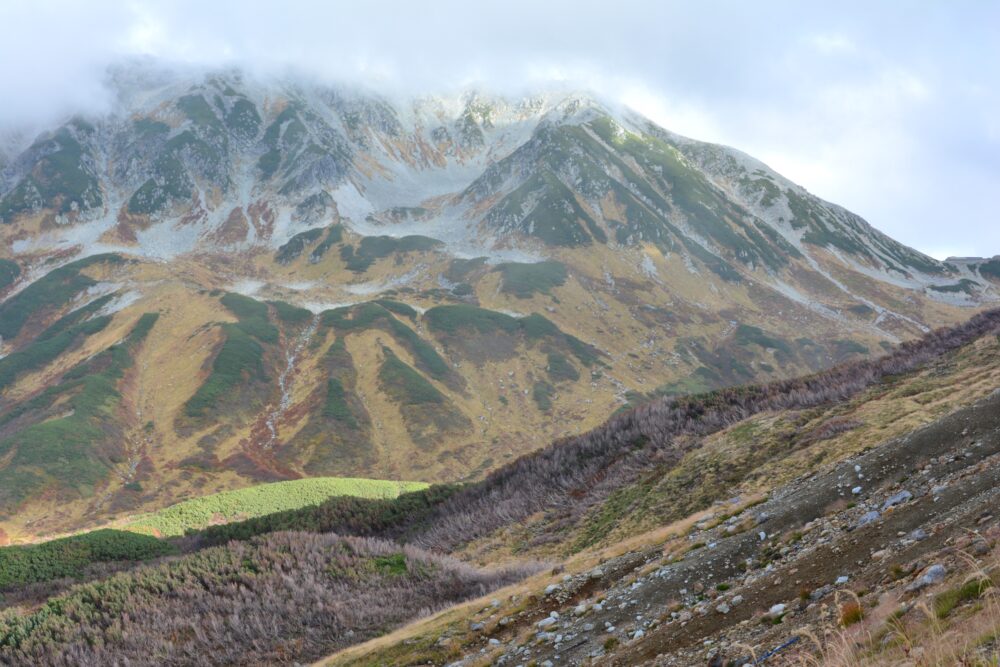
[1,0,997,258]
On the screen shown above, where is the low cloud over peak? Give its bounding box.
[1,0,997,258]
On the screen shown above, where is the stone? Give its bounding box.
[882,490,913,511]
[851,486,862,495]
[835,575,849,585]
[768,603,786,617]
[489,638,501,646]
[731,595,743,606]
[909,528,928,541]
[632,629,645,640]
[856,511,881,528]
[536,617,557,629]
[905,564,946,592]
[574,604,588,615]
[716,603,730,614]
[544,584,560,595]
[470,622,485,631]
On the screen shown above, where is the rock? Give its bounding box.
[588,568,604,580]
[908,528,928,541]
[574,604,589,615]
[810,585,833,601]
[489,638,501,646]
[758,531,767,541]
[768,603,786,617]
[856,511,881,528]
[583,622,595,631]
[632,629,645,640]
[882,490,913,511]
[731,595,743,606]
[905,564,946,592]
[835,575,849,585]
[470,622,485,631]
[972,540,990,556]
[537,617,558,629]
[544,584,560,595]
[715,603,730,614]
[678,611,693,622]
[851,486,862,495]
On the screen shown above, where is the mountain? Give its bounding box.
[1,64,997,540]
[3,303,1000,666]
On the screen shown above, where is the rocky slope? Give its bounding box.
[1,64,997,539]
[320,310,1000,667]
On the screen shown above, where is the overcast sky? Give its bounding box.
[1,1,997,259]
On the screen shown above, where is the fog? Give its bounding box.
[1,0,997,258]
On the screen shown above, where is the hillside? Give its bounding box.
[1,66,998,540]
[1,307,998,665]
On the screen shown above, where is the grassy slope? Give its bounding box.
[123,477,429,537]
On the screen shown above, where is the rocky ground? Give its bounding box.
[434,389,1000,666]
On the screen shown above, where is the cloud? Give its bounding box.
[0,0,997,258]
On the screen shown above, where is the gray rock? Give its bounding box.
[908,528,928,541]
[835,575,849,585]
[856,511,881,527]
[536,617,558,629]
[768,603,786,617]
[811,585,833,601]
[715,603,730,614]
[882,490,913,511]
[470,622,485,631]
[905,564,946,592]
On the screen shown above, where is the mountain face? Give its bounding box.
[0,65,996,539]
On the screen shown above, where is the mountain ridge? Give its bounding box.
[0,66,997,540]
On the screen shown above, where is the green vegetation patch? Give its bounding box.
[0,127,102,222]
[980,259,1000,280]
[323,378,358,428]
[532,380,555,411]
[378,351,445,405]
[0,313,158,513]
[125,477,428,537]
[928,279,977,295]
[0,259,19,291]
[339,235,442,273]
[735,324,792,354]
[424,305,600,366]
[546,352,580,382]
[495,261,568,298]
[219,292,278,343]
[934,576,994,618]
[0,253,124,341]
[0,529,175,589]
[310,225,344,262]
[0,296,114,392]
[197,485,459,545]
[267,300,313,325]
[183,323,265,419]
[275,227,324,264]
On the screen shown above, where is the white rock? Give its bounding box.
[835,575,849,585]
